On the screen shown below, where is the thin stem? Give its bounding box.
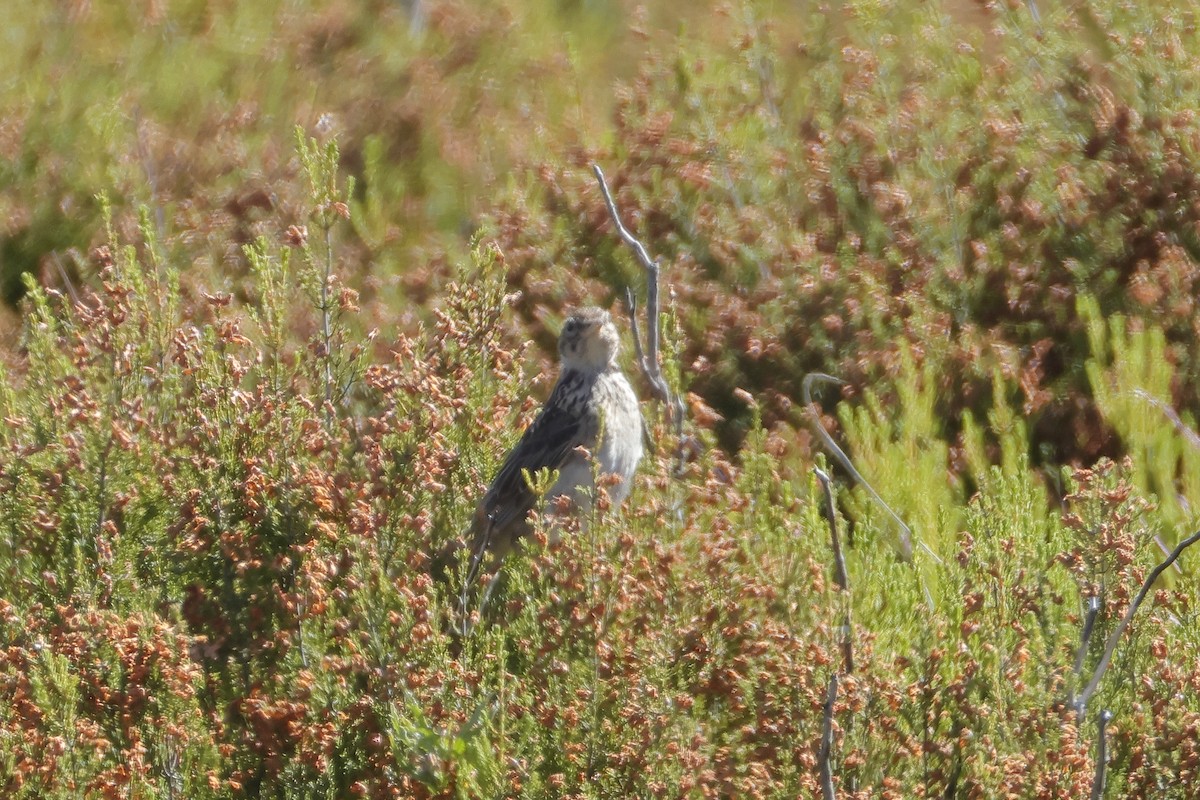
[815,468,850,592]
[623,287,648,382]
[592,166,659,292]
[1132,389,1200,452]
[321,223,335,414]
[1070,595,1101,703]
[1090,710,1113,800]
[816,467,854,674]
[802,372,922,562]
[132,105,166,243]
[50,252,80,306]
[819,673,839,800]
[1133,389,1200,569]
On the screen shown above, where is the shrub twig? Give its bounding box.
[1070,595,1101,700]
[1075,528,1200,716]
[819,673,838,800]
[815,468,850,593]
[815,467,854,674]
[1090,710,1113,800]
[132,105,166,242]
[623,286,648,381]
[50,251,81,306]
[319,222,336,411]
[802,373,917,562]
[591,165,686,444]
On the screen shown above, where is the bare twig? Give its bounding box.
[1075,528,1200,716]
[591,165,685,441]
[1090,710,1113,800]
[1070,595,1102,701]
[320,224,335,414]
[815,467,854,674]
[802,373,919,562]
[818,673,839,800]
[815,468,851,592]
[623,287,648,380]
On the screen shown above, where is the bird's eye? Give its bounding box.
[563,319,578,334]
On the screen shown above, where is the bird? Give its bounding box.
[436,307,644,582]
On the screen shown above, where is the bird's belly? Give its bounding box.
[594,379,643,503]
[594,435,640,503]
[548,457,594,505]
[546,373,643,510]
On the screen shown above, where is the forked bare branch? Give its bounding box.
[591,165,686,442]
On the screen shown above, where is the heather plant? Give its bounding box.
[1081,293,1200,545]
[4,214,1200,795]
[3,0,1200,798]
[490,0,1200,470]
[837,341,962,561]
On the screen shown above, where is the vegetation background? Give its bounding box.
[2,0,1199,796]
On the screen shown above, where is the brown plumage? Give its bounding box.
[434,307,643,580]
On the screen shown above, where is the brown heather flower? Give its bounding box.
[91,245,114,269]
[285,224,308,247]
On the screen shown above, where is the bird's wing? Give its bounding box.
[479,400,595,534]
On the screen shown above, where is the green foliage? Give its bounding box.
[838,342,962,559]
[1081,294,1200,543]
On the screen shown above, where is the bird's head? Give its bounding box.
[558,307,620,371]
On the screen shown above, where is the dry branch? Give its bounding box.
[1132,389,1200,572]
[815,466,854,674]
[591,165,686,439]
[1070,595,1101,697]
[50,251,81,306]
[819,673,839,800]
[1134,389,1200,452]
[1090,710,1113,800]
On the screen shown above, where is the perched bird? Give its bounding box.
[437,307,644,579]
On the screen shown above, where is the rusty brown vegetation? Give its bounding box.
[2,1,1200,797]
